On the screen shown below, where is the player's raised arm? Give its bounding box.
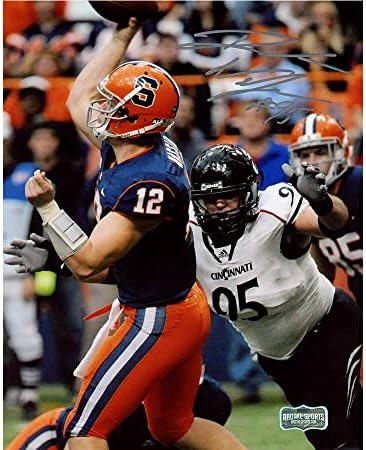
[282,162,348,238]
[66,17,140,147]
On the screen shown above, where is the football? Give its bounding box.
[89,1,161,26]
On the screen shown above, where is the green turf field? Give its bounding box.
[226,383,312,450]
[3,383,312,450]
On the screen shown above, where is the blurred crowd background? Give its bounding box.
[3,0,363,418]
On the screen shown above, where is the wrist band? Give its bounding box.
[44,210,88,261]
[37,200,88,261]
[310,194,333,216]
[37,200,61,224]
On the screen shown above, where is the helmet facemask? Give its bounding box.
[290,138,348,186]
[290,113,351,186]
[192,182,259,247]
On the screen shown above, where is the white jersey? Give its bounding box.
[191,183,335,360]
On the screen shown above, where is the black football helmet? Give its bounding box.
[190,144,259,245]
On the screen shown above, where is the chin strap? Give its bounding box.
[96,118,169,140]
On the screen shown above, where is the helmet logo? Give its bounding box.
[201,181,223,191]
[131,76,159,108]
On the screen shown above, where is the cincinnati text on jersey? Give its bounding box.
[211,262,253,281]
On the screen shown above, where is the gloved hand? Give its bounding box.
[4,233,49,273]
[282,162,333,216]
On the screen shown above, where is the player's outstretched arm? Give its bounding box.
[66,17,140,147]
[283,162,348,237]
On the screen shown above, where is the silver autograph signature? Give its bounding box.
[178,30,349,124]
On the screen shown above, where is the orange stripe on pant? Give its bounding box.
[63,283,211,445]
[7,407,64,450]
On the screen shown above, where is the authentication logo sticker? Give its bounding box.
[279,405,328,432]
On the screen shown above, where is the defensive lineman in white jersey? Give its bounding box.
[190,144,362,450]
[191,183,334,360]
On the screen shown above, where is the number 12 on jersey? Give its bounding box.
[133,187,164,214]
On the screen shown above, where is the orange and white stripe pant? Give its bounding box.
[7,407,67,450]
[63,282,211,445]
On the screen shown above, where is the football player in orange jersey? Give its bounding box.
[289,114,362,308]
[6,15,248,450]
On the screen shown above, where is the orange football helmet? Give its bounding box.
[87,61,180,140]
[289,113,351,185]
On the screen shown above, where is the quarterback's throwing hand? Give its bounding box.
[282,162,332,216]
[25,169,55,207]
[114,17,140,42]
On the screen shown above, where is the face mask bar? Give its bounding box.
[192,181,258,207]
[193,202,250,247]
[192,183,259,241]
[87,98,124,130]
[193,185,239,208]
[87,79,153,139]
[290,139,347,185]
